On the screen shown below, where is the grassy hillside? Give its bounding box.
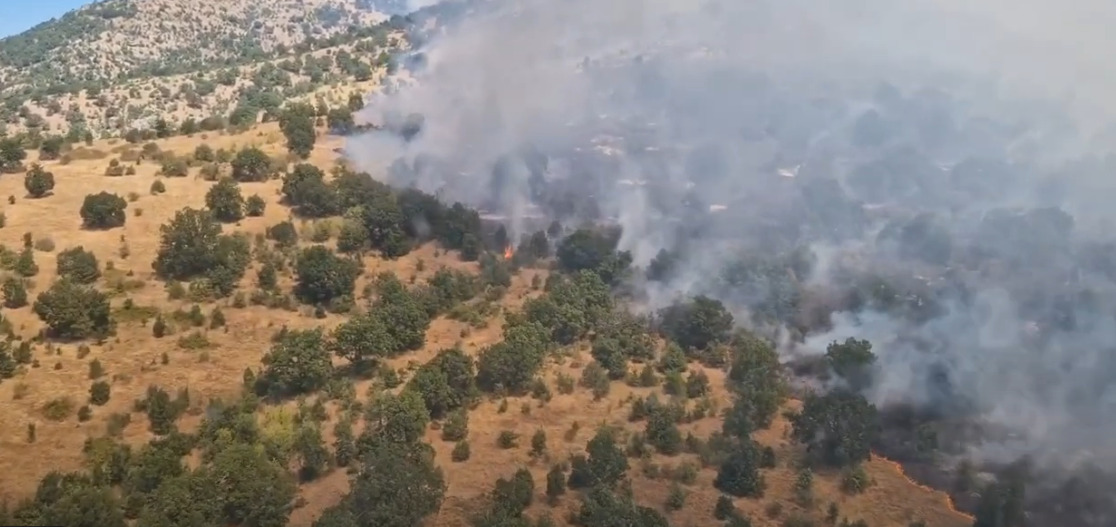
[0,2,982,527]
[0,121,972,527]
[0,0,407,139]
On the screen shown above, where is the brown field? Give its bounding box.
[0,124,973,527]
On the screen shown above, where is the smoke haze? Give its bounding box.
[345,0,1116,511]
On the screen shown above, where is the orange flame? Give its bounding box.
[873,451,974,521]
[503,245,514,260]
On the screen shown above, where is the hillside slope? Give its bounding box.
[1,0,400,91]
[0,0,414,139]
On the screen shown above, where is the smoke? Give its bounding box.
[345,0,1116,498]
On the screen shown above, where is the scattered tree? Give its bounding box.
[258,328,332,397]
[24,163,55,198]
[205,178,245,222]
[791,389,879,468]
[56,246,100,283]
[230,147,272,182]
[294,245,360,305]
[33,279,114,340]
[80,192,127,229]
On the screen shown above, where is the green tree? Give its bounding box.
[441,409,468,441]
[194,144,215,162]
[334,418,356,468]
[205,178,245,222]
[230,147,272,182]
[38,483,126,527]
[137,472,219,527]
[826,338,876,391]
[329,311,395,366]
[245,195,266,217]
[791,389,879,468]
[337,220,369,253]
[294,422,330,481]
[347,92,365,112]
[568,427,628,489]
[294,245,360,305]
[267,220,298,248]
[328,107,355,134]
[281,163,337,217]
[362,390,430,445]
[15,247,37,277]
[153,208,251,296]
[80,192,127,229]
[658,295,734,351]
[575,485,669,527]
[724,332,785,428]
[313,507,358,527]
[201,443,297,527]
[342,439,446,527]
[645,404,683,455]
[24,163,55,198]
[546,464,566,502]
[404,347,477,418]
[714,439,766,498]
[476,322,549,393]
[555,227,632,284]
[280,106,316,159]
[2,276,27,308]
[258,328,332,397]
[0,137,27,172]
[33,279,114,340]
[38,136,65,161]
[56,246,100,283]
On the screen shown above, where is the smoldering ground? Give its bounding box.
[345,0,1116,521]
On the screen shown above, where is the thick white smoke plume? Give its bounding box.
[346,0,1116,488]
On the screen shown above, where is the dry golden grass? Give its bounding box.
[0,124,971,527]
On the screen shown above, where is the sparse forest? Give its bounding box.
[0,1,1107,527]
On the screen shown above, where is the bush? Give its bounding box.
[80,192,127,229]
[150,179,166,194]
[205,178,245,222]
[245,195,266,216]
[160,156,189,177]
[199,162,220,181]
[841,465,872,494]
[24,163,55,198]
[90,380,111,405]
[441,409,469,441]
[42,397,75,421]
[267,221,298,248]
[33,279,114,340]
[104,159,125,177]
[451,440,471,462]
[231,147,272,182]
[194,144,215,162]
[56,246,100,283]
[497,430,519,449]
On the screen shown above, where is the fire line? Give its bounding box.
[872,451,974,521]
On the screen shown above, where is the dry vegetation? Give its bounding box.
[1,0,406,138]
[0,122,973,527]
[0,1,981,526]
